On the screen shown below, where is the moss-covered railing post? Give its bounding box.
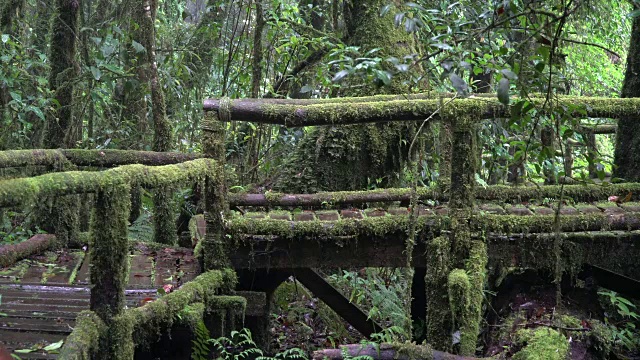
[425,107,487,356]
[202,109,230,270]
[89,182,130,323]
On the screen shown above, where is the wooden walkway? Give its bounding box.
[0,244,200,359]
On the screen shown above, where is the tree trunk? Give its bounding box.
[133,0,175,244]
[273,0,419,192]
[613,5,640,180]
[46,0,80,149]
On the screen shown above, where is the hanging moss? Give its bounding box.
[424,235,452,351]
[89,183,131,322]
[58,310,106,360]
[458,240,487,356]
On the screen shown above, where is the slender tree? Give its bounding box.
[614,5,640,180]
[46,0,81,149]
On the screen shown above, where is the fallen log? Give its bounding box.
[312,344,481,360]
[0,234,56,268]
[203,97,639,127]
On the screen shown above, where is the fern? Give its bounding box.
[206,328,309,360]
[191,320,210,360]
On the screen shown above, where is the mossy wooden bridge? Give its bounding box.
[0,94,639,359]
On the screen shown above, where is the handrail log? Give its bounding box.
[228,183,640,207]
[0,149,202,169]
[0,159,218,208]
[203,97,640,127]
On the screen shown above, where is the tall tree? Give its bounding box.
[613,5,640,180]
[133,0,175,244]
[276,0,418,193]
[46,0,81,149]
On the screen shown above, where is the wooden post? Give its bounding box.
[202,110,229,270]
[90,182,130,322]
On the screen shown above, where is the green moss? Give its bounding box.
[512,328,569,360]
[58,310,107,360]
[254,97,640,127]
[229,183,640,207]
[424,235,452,351]
[459,240,487,356]
[126,269,236,348]
[448,268,471,321]
[393,342,434,360]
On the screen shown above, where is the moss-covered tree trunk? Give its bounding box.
[46,0,80,149]
[275,0,418,193]
[613,5,640,180]
[132,0,176,244]
[36,2,81,246]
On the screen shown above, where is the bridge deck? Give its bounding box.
[228,201,640,273]
[0,244,200,359]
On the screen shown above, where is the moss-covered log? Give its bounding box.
[89,183,130,322]
[0,149,200,169]
[226,211,640,242]
[311,344,481,360]
[0,159,218,207]
[228,182,640,207]
[0,233,56,268]
[58,310,106,360]
[580,124,617,135]
[62,150,202,167]
[0,149,68,169]
[121,269,237,349]
[204,97,640,127]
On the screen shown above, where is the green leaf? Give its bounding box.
[14,349,34,354]
[90,66,102,81]
[43,340,64,351]
[9,92,22,102]
[332,70,349,82]
[497,78,510,105]
[627,8,640,18]
[500,69,518,80]
[132,40,146,53]
[26,106,45,121]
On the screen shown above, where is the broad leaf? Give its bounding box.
[497,78,510,105]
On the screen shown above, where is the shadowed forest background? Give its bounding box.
[2,0,640,359]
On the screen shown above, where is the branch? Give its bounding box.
[560,38,622,59]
